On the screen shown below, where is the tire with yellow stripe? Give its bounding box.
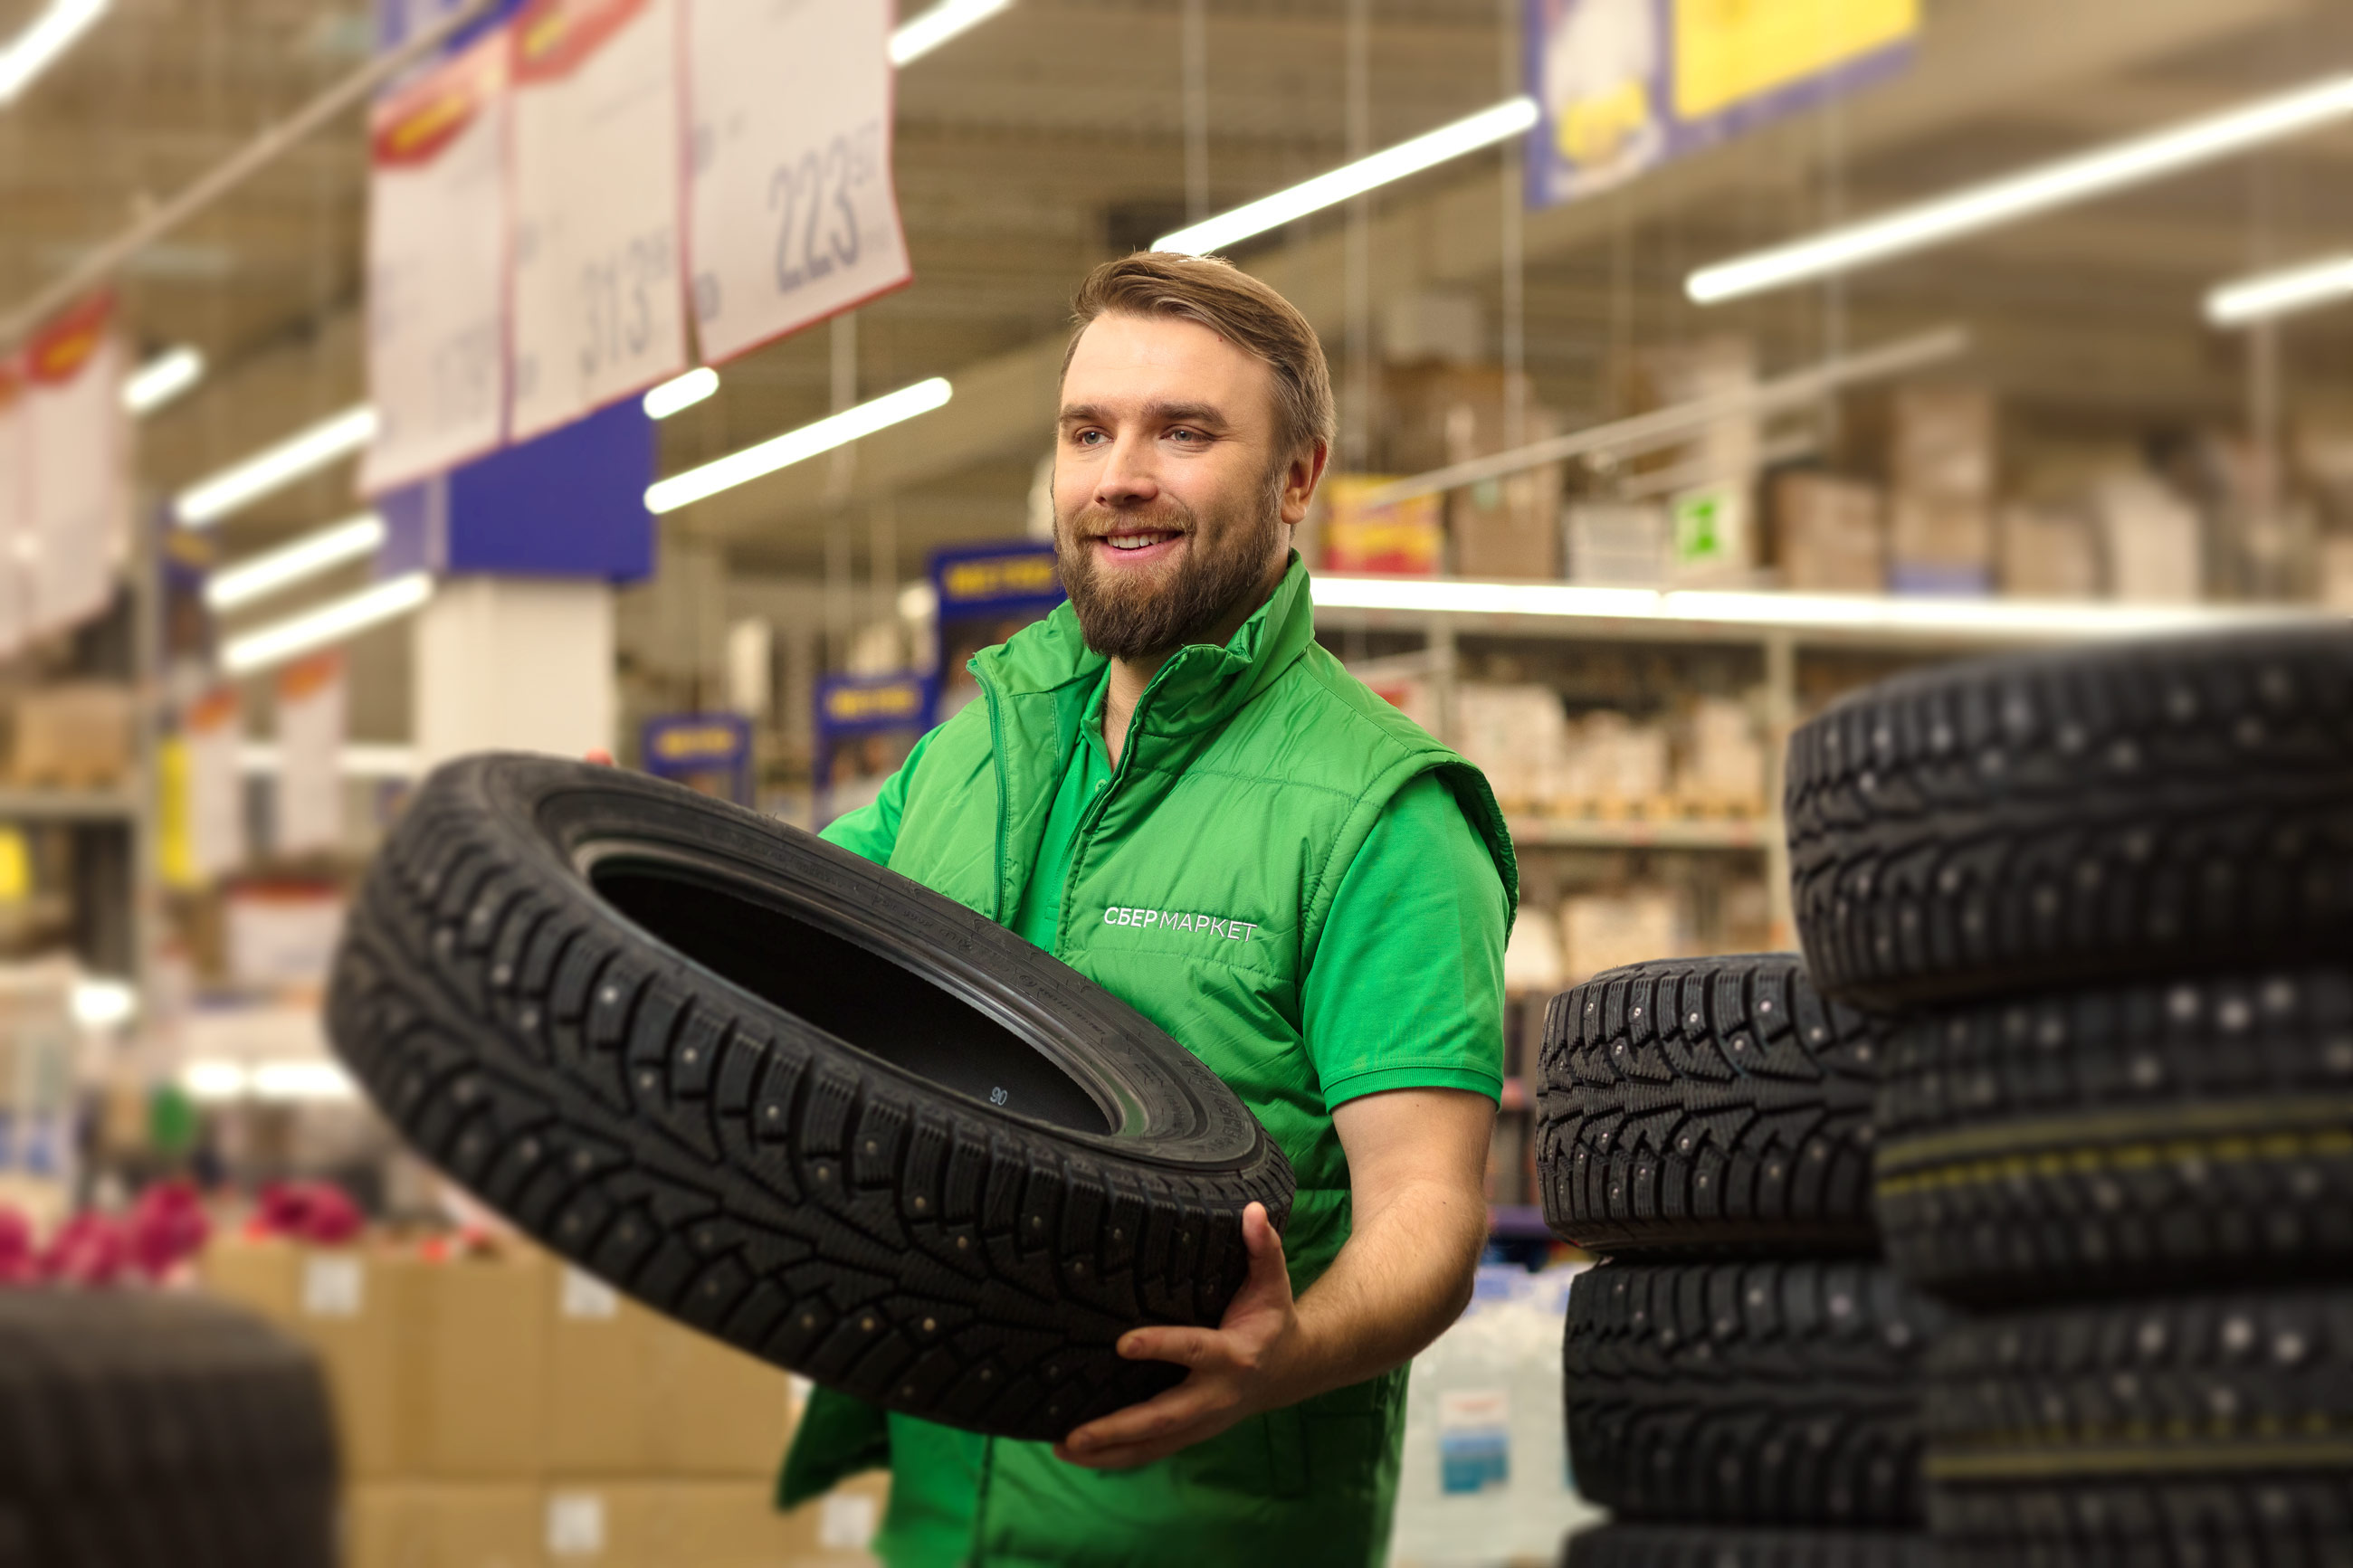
[1926,1288,2353,1564]
[1875,967,2353,1305]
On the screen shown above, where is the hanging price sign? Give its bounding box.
[24,295,124,637]
[509,0,689,442]
[683,0,910,366]
[361,33,511,493]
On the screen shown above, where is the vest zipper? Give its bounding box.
[1053,656,1182,955]
[973,664,1015,924]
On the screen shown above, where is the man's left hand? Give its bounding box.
[1053,1201,1305,1469]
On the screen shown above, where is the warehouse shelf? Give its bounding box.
[0,788,139,822]
[1507,813,1772,851]
[1311,574,2330,649]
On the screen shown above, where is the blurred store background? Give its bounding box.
[2,0,2352,1559]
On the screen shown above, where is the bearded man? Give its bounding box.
[779,252,1515,1567]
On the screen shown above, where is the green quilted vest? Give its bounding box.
[841,557,1518,1567]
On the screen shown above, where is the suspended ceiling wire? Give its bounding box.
[1181,0,1209,224]
[1496,0,1524,450]
[1341,0,1370,472]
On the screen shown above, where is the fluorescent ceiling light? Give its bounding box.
[222,570,433,675]
[1309,574,2323,641]
[176,404,378,527]
[70,977,136,1030]
[646,377,953,514]
[123,345,204,416]
[0,0,109,107]
[2206,253,2353,327]
[1158,97,1539,256]
[1687,71,2353,305]
[643,366,719,419]
[890,0,1010,65]
[205,511,386,613]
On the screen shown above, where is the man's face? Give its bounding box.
[1053,312,1319,661]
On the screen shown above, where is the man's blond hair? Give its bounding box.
[1064,252,1338,459]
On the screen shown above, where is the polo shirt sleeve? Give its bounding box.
[1299,769,1509,1111]
[817,730,938,868]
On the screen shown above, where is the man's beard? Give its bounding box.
[1054,464,1285,661]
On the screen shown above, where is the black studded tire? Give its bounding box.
[1785,627,2353,1011]
[324,754,1293,1442]
[1876,966,2353,1307]
[1926,1288,2353,1565]
[0,1288,338,1568]
[1564,1259,1949,1527]
[1536,955,1887,1255]
[1561,1525,1935,1568]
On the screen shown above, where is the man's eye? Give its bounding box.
[1168,428,1202,444]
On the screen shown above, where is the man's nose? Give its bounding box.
[1094,432,1160,507]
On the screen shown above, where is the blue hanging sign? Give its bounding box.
[640,711,752,806]
[813,673,931,827]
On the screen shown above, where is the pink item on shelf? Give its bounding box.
[0,1208,34,1285]
[41,1212,130,1287]
[127,1181,211,1279]
[253,1181,364,1246]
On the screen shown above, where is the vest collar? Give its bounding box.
[969,551,1317,739]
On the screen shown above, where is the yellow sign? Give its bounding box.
[650,725,741,763]
[822,684,924,723]
[940,554,1058,605]
[1673,0,1918,119]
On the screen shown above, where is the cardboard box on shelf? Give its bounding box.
[204,1237,424,1480]
[546,1266,660,1476]
[424,1246,551,1479]
[11,681,131,788]
[1772,472,1883,593]
[1377,364,1535,477]
[1565,502,1669,586]
[1561,887,1683,984]
[1890,385,1996,500]
[346,1484,544,1568]
[776,1472,891,1567]
[2321,535,2353,611]
[1502,906,1565,996]
[1436,385,1562,579]
[2094,473,2204,603]
[1673,698,1764,813]
[1633,337,1759,482]
[1319,478,1442,575]
[1999,502,2102,599]
[650,1316,799,1477]
[1453,685,1568,813]
[1557,711,1670,813]
[542,1482,662,1567]
[1453,448,1564,580]
[1888,494,1994,594]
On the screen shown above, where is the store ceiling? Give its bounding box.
[2,0,2350,586]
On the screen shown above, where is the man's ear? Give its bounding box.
[1281,439,1330,526]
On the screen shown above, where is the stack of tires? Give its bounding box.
[1535,951,1944,1568]
[1786,629,2353,1564]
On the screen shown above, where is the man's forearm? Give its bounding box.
[1282,1171,1490,1402]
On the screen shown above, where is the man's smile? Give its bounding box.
[1091,527,1187,565]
